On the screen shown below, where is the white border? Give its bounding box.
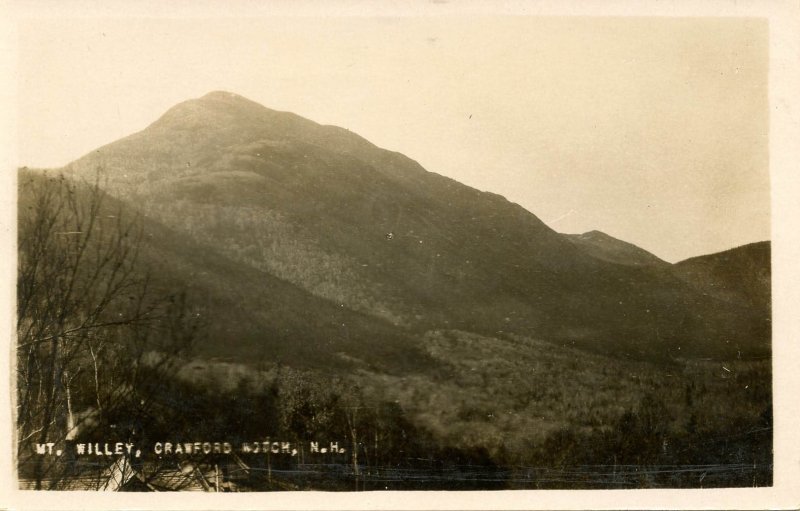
[1,1,798,509]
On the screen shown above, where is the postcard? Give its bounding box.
[2,1,798,509]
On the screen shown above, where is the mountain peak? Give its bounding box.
[563,230,666,267]
[197,90,257,105]
[159,91,278,120]
[201,90,243,99]
[60,92,770,361]
[137,90,302,144]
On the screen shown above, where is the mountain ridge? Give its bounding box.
[562,230,668,267]
[674,241,771,313]
[59,91,771,361]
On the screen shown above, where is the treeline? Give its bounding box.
[119,367,506,490]
[516,391,772,488]
[63,363,770,490]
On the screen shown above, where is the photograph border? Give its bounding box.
[1,0,798,509]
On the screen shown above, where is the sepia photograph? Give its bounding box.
[2,1,799,509]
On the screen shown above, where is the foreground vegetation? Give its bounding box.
[130,329,770,489]
[356,330,772,488]
[17,332,771,490]
[357,330,771,458]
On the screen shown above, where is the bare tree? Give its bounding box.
[16,169,197,489]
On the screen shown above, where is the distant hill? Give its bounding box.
[563,230,667,267]
[674,241,771,315]
[55,91,770,361]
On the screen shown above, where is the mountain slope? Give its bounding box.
[564,230,668,267]
[17,169,434,374]
[62,91,770,360]
[674,242,771,314]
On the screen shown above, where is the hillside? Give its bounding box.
[674,242,771,316]
[61,91,770,360]
[17,170,433,374]
[563,230,667,267]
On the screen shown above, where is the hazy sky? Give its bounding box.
[16,16,769,262]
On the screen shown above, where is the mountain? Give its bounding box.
[674,242,771,315]
[19,169,442,374]
[59,91,770,361]
[563,230,667,267]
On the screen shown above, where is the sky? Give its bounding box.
[15,16,769,262]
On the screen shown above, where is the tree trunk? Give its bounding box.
[64,370,75,440]
[33,337,60,490]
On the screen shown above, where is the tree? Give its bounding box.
[16,169,197,489]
